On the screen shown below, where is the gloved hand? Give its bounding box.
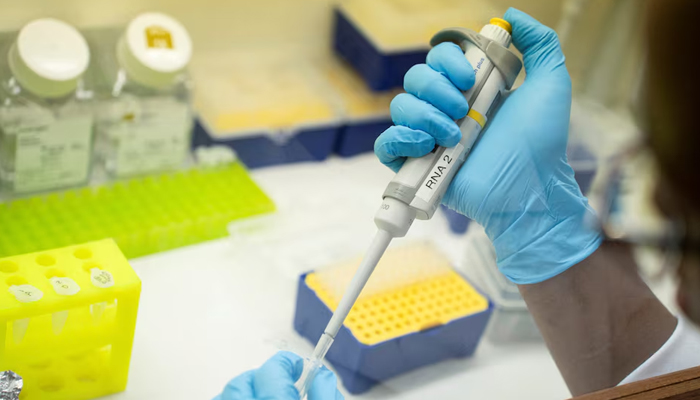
[213,352,344,400]
[374,8,602,284]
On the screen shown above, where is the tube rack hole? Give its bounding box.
[36,254,56,267]
[73,248,93,260]
[6,276,27,286]
[0,261,18,273]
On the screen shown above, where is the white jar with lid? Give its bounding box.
[94,12,193,178]
[0,18,93,195]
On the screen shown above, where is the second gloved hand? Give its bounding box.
[213,352,343,400]
[374,9,602,284]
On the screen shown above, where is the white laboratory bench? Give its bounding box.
[103,153,676,400]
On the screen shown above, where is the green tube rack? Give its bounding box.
[0,163,275,259]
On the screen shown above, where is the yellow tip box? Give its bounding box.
[0,239,140,400]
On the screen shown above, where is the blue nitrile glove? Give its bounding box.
[213,351,344,400]
[374,8,602,284]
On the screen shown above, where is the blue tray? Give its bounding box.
[335,118,393,157]
[333,8,428,92]
[441,205,472,234]
[193,119,339,169]
[294,273,493,394]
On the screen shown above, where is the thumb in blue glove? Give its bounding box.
[375,8,602,284]
[213,351,344,400]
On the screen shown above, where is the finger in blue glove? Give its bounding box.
[214,352,344,400]
[374,42,474,171]
[214,351,302,400]
[308,367,345,400]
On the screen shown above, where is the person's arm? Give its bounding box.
[518,241,677,396]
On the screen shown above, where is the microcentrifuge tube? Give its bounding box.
[12,319,29,344]
[52,311,69,335]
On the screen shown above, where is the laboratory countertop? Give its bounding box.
[104,154,676,400]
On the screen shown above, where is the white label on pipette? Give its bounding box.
[9,284,43,303]
[90,268,114,288]
[49,277,81,295]
[415,143,465,203]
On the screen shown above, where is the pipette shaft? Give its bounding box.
[315,229,393,346]
[295,230,394,398]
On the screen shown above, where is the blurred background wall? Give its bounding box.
[0,0,647,108]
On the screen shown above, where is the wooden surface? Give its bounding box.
[572,366,700,400]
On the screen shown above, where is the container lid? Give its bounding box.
[8,18,90,98]
[118,12,192,88]
[479,17,513,48]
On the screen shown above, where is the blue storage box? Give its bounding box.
[441,205,472,234]
[295,263,493,393]
[568,142,598,195]
[333,1,493,92]
[316,57,397,157]
[335,118,393,157]
[191,50,341,169]
[334,9,428,92]
[193,119,339,169]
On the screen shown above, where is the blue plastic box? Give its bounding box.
[332,1,490,92]
[568,143,598,195]
[441,205,472,234]
[315,55,397,157]
[193,119,339,169]
[335,118,393,157]
[333,8,428,92]
[190,50,342,169]
[294,273,493,394]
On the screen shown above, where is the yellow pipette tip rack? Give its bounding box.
[307,271,488,345]
[0,239,140,400]
[304,243,489,345]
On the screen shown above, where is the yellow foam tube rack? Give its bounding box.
[0,240,140,400]
[305,243,489,345]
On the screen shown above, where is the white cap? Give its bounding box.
[8,18,90,98]
[480,18,513,48]
[117,12,192,88]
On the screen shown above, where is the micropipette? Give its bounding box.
[295,18,523,397]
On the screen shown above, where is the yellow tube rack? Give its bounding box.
[0,239,140,400]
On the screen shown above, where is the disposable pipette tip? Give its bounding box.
[295,356,323,399]
[296,333,334,398]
